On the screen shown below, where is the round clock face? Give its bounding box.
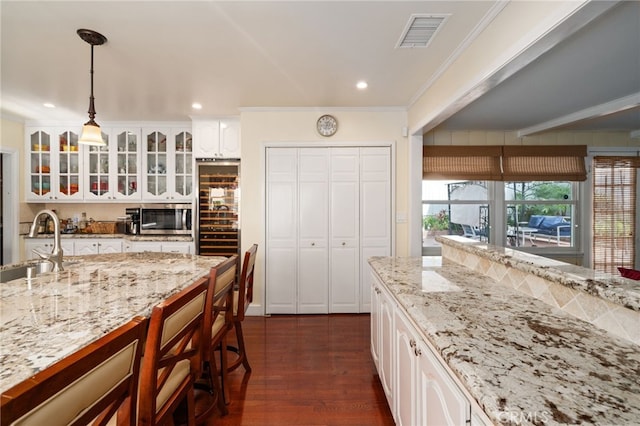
[317,114,338,137]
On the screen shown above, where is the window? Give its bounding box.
[422,180,580,255]
[592,157,638,274]
[505,181,576,248]
[422,180,490,253]
[421,145,587,256]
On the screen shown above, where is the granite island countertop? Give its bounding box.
[24,233,194,242]
[369,256,640,425]
[0,252,225,392]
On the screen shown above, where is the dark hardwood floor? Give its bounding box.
[205,314,395,426]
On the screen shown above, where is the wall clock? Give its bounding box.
[316,114,338,137]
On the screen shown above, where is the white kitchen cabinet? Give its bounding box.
[395,308,471,426]
[141,127,193,202]
[371,276,395,411]
[192,118,241,159]
[83,127,141,202]
[266,146,392,314]
[123,241,159,253]
[25,122,190,203]
[25,127,83,202]
[74,239,123,255]
[160,241,192,254]
[123,241,192,254]
[24,239,74,259]
[371,269,487,426]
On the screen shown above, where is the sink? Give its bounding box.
[0,261,77,283]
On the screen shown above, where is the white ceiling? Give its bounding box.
[2,1,639,136]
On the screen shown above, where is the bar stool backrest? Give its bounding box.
[0,316,147,426]
[235,244,258,321]
[138,278,208,426]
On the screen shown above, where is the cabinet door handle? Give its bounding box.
[409,339,416,348]
[341,242,346,246]
[414,347,422,357]
[311,242,315,246]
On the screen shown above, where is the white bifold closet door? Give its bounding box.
[266,146,391,314]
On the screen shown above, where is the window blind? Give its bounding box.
[502,145,587,181]
[422,146,502,180]
[592,156,637,274]
[422,145,587,181]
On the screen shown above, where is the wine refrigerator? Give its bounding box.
[195,159,240,257]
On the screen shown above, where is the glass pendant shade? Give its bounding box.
[79,121,105,146]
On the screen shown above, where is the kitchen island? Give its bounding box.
[0,252,226,392]
[369,236,640,425]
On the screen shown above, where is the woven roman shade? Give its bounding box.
[501,145,587,181]
[592,156,638,274]
[423,145,588,181]
[422,146,502,180]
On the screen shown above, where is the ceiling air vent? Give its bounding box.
[396,14,448,48]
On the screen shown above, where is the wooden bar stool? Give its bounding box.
[227,244,258,373]
[194,256,237,424]
[137,278,209,426]
[1,316,147,426]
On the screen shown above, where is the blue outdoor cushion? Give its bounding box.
[527,215,545,228]
[540,216,564,229]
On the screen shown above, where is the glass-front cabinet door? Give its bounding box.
[174,130,193,199]
[142,127,192,201]
[27,128,83,201]
[28,130,53,200]
[58,130,81,200]
[114,129,141,200]
[143,130,169,200]
[85,132,111,200]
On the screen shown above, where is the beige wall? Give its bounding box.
[239,109,408,311]
[2,117,40,260]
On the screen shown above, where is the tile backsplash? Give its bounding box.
[441,244,640,345]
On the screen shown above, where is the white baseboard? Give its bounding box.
[246,304,264,316]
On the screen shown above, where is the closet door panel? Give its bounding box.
[266,148,298,314]
[330,148,360,312]
[267,247,298,313]
[297,148,329,313]
[298,245,329,313]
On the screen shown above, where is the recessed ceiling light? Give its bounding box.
[43,103,55,108]
[356,81,368,90]
[192,102,202,110]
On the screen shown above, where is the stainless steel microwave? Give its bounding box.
[140,204,192,235]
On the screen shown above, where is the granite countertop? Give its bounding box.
[25,234,194,242]
[369,256,640,425]
[0,252,226,392]
[438,235,640,312]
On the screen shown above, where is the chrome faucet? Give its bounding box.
[28,209,64,272]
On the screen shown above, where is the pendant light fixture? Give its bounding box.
[77,29,107,146]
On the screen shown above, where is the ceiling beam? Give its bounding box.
[517,93,640,137]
